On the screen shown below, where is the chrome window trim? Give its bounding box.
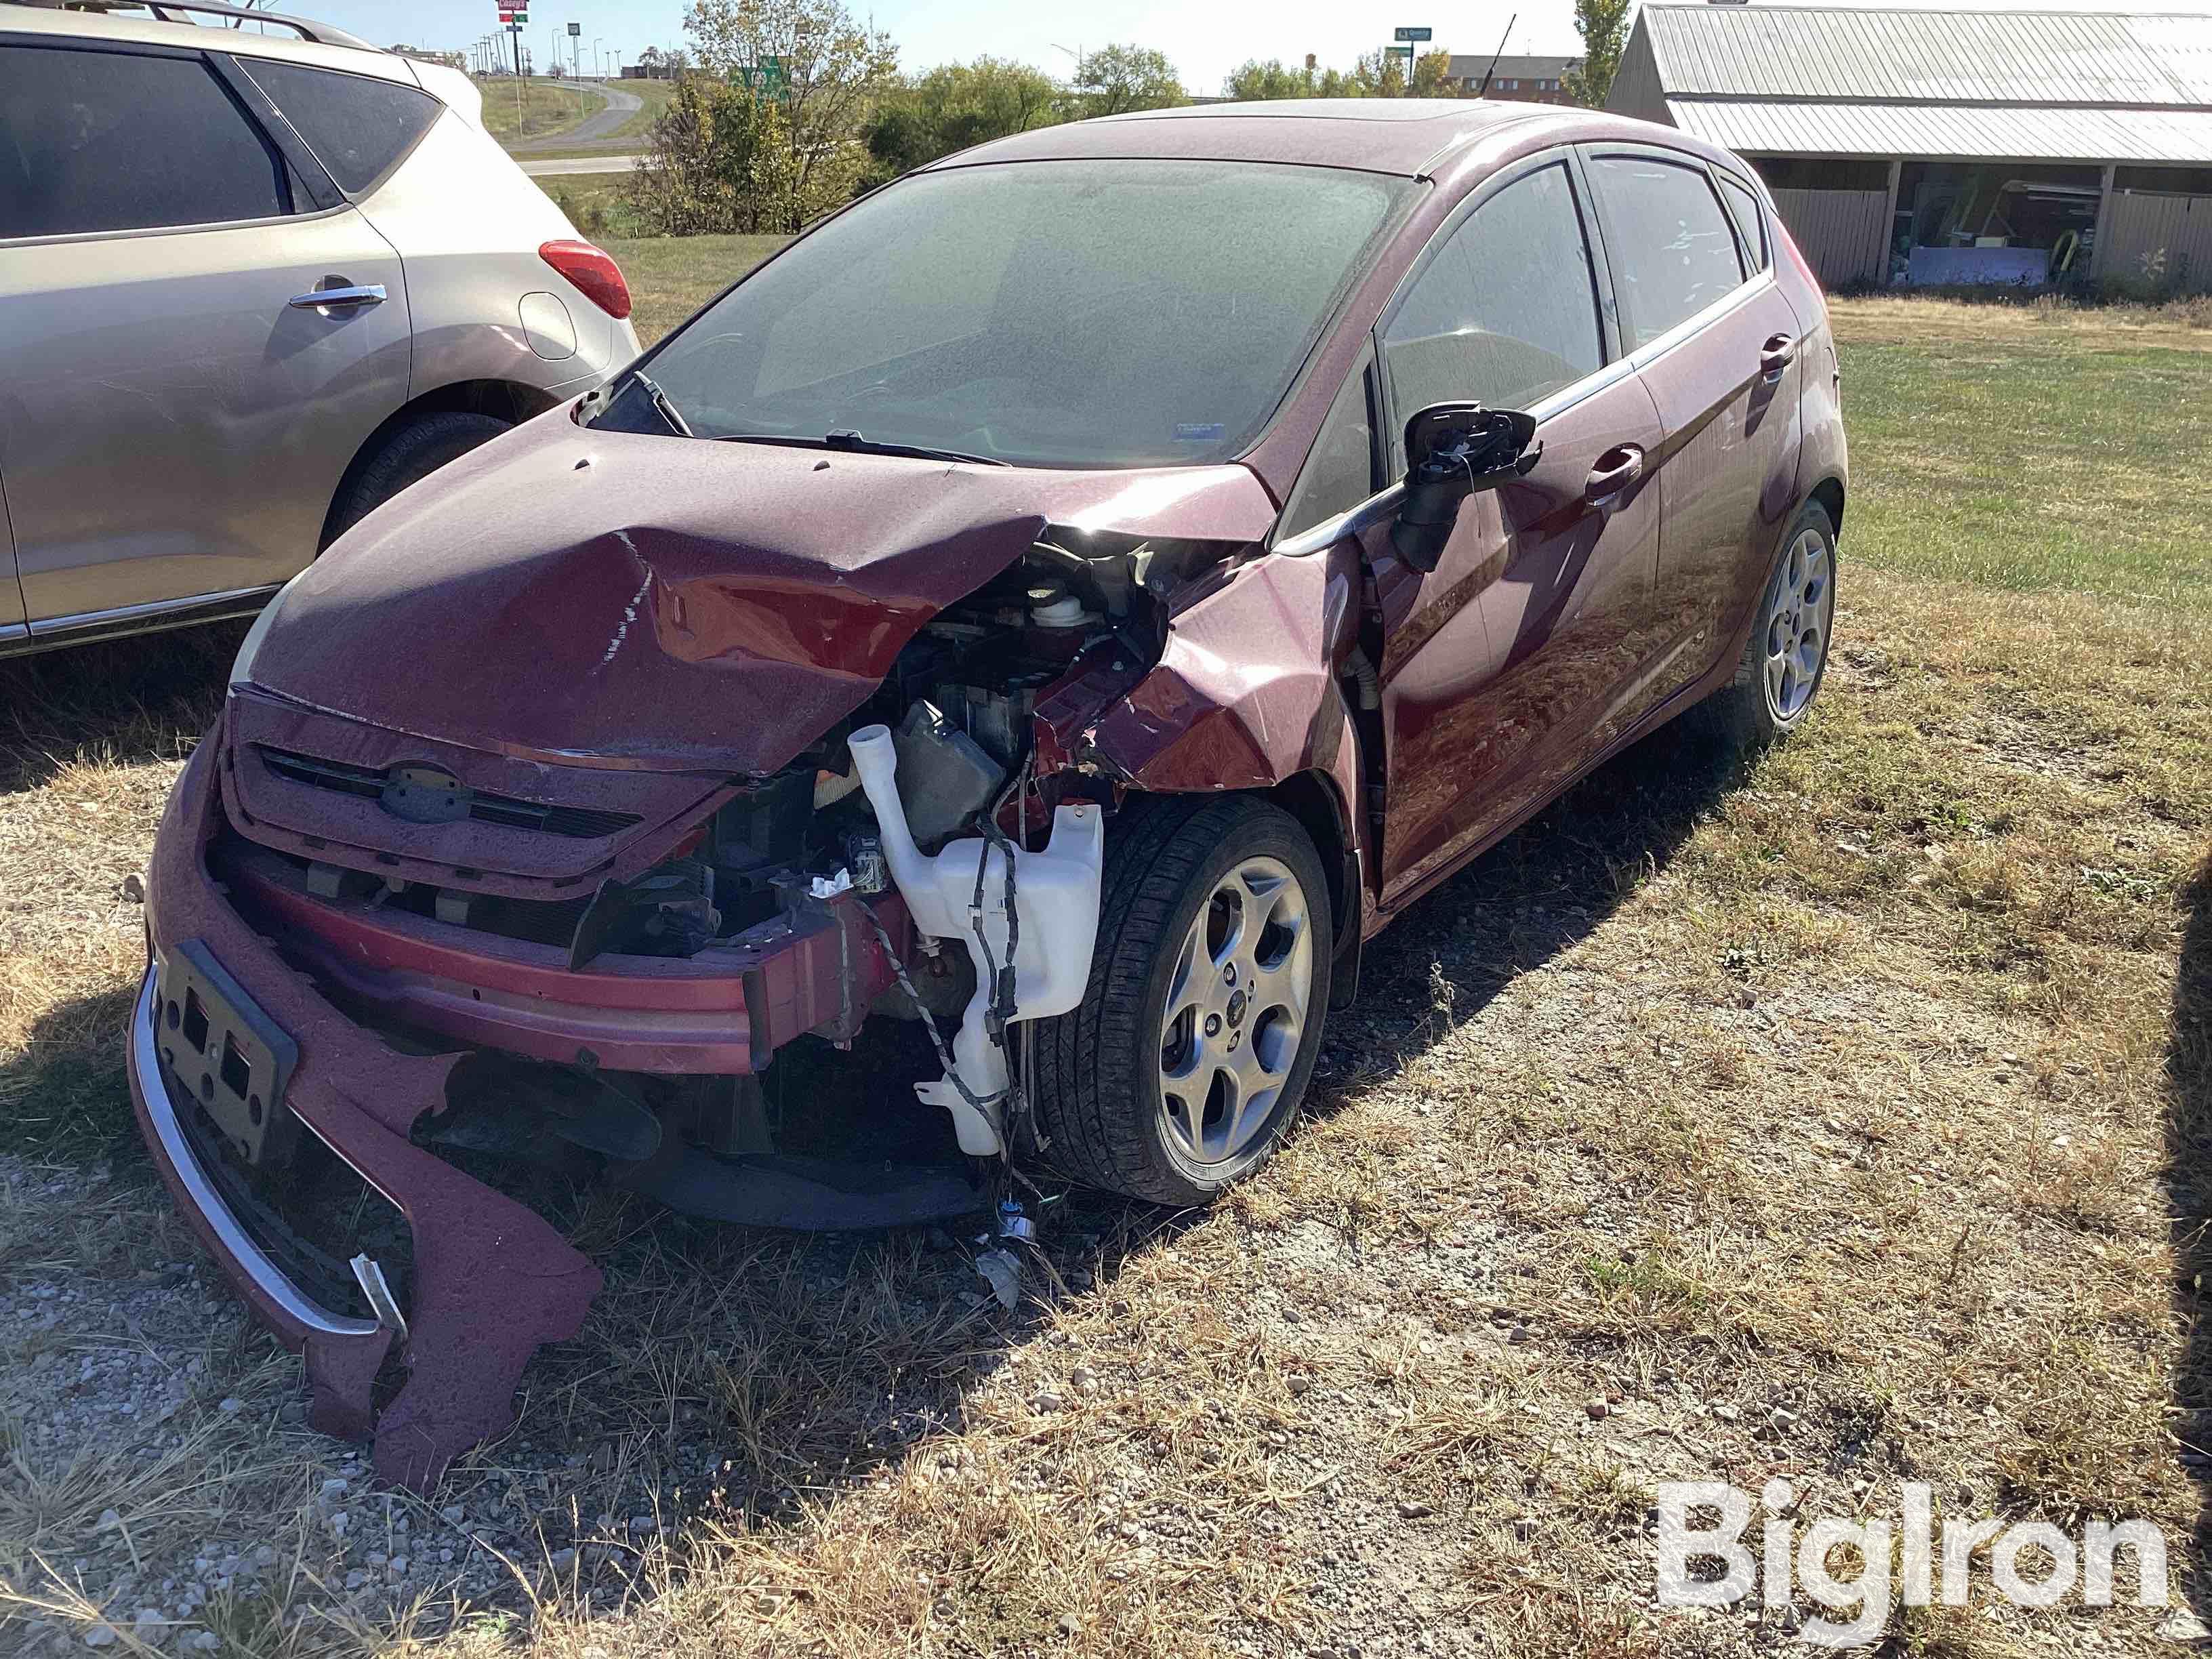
[129,972,382,1340]
[0,623,28,647]
[0,203,347,250]
[1273,481,1407,560]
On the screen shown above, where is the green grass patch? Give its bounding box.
[1839,329,2212,611]
[607,233,790,344]
[481,79,597,144]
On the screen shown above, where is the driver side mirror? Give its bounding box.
[1390,403,1541,573]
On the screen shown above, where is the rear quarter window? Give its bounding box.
[1718,173,1769,271]
[240,60,441,194]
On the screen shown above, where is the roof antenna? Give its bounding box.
[1477,12,1517,96]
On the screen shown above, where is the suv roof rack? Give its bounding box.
[3,0,379,52]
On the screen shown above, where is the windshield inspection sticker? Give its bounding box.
[1173,422,1226,443]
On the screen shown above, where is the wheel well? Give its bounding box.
[319,380,557,550]
[1264,771,1356,948]
[1810,476,1845,537]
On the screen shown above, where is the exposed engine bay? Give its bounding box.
[194,531,1244,1273]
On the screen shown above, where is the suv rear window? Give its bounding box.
[240,60,441,194]
[0,45,289,239]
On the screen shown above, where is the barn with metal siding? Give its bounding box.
[1606,4,2212,291]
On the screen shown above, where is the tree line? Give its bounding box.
[623,0,1632,237]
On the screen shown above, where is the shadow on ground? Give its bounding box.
[0,625,239,794]
[3,628,1751,1620]
[2166,852,2212,1611]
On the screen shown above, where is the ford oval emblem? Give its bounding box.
[380,764,472,825]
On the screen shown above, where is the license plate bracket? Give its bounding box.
[154,941,300,1168]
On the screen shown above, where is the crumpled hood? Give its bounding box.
[245,413,1278,775]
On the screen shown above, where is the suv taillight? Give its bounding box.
[539,240,632,321]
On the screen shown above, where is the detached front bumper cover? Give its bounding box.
[131,739,602,1490]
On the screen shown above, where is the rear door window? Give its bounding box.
[1380,160,1605,463]
[0,44,291,239]
[239,60,441,194]
[1586,154,1748,350]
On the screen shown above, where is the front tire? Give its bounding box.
[1031,797,1332,1206]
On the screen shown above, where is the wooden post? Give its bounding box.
[1881,158,1902,285]
[2089,162,2118,284]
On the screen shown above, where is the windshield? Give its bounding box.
[604,159,1416,468]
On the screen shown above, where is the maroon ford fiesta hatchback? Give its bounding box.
[131,98,1846,1486]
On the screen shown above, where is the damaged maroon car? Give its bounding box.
[130,99,1846,1487]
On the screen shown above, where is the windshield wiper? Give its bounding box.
[823,429,1007,467]
[631,371,694,438]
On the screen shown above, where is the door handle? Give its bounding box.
[1759,333,1797,380]
[289,283,387,311]
[1584,444,1644,504]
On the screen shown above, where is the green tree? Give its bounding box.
[863,56,1063,184]
[1072,43,1185,117]
[1349,47,1406,98]
[1561,0,1630,106]
[1411,48,1460,97]
[682,0,897,213]
[1223,56,1319,100]
[626,74,758,234]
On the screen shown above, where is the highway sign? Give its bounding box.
[735,56,788,98]
[1394,26,1432,41]
[1385,43,1414,59]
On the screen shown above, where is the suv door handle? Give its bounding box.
[1584,444,1644,503]
[1760,333,1797,379]
[289,283,387,311]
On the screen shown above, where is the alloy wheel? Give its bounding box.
[1157,856,1316,1166]
[1764,526,1834,721]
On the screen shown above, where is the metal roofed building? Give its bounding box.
[1605,3,2212,291]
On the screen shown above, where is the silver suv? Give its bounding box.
[0,0,641,654]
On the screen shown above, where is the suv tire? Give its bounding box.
[1030,796,1332,1205]
[327,411,511,544]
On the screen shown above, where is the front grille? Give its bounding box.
[256,746,643,840]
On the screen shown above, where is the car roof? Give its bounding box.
[0,1,413,83]
[931,99,1606,179]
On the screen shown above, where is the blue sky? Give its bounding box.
[297,0,2209,96]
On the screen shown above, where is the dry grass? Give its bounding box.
[1,300,2208,1656]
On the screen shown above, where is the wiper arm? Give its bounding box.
[632,371,694,438]
[823,429,1007,467]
